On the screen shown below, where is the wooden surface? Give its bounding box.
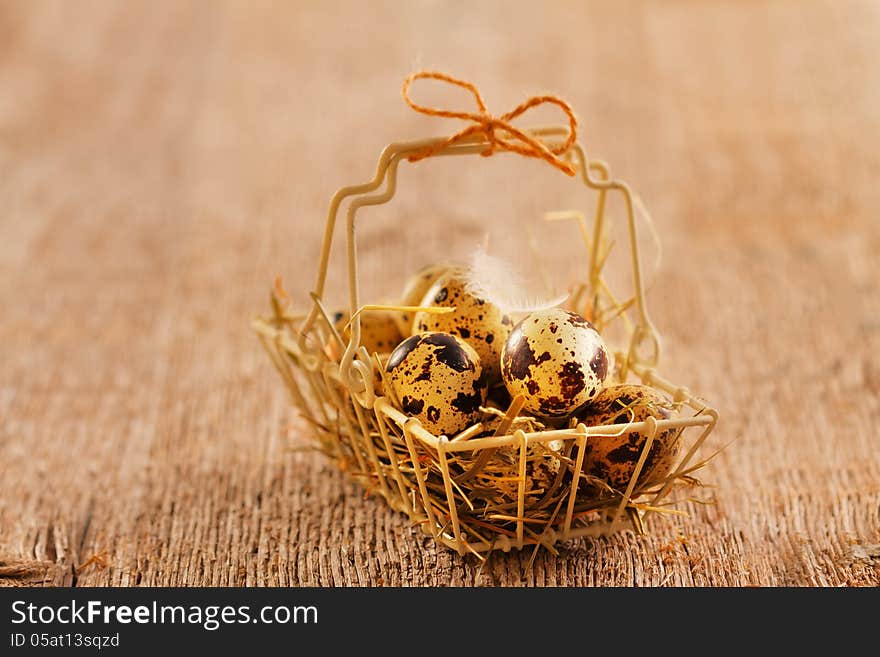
[2,0,879,587]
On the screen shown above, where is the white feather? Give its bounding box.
[463,246,568,314]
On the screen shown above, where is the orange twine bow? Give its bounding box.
[402,71,578,176]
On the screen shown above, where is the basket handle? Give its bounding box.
[568,144,661,372]
[295,128,659,408]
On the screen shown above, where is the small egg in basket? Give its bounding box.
[386,331,487,436]
[412,271,513,383]
[332,309,403,355]
[393,263,458,337]
[501,308,609,418]
[575,384,681,492]
[467,414,567,500]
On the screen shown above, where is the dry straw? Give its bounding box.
[252,72,719,557]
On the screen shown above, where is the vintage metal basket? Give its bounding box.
[252,79,718,557]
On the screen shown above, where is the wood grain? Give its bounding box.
[1,0,878,587]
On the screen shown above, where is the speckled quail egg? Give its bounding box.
[393,263,458,337]
[332,309,403,356]
[576,384,680,492]
[526,446,565,495]
[501,308,609,418]
[412,271,513,383]
[371,353,389,397]
[386,331,487,436]
[471,417,566,498]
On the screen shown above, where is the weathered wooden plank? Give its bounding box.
[0,0,877,587]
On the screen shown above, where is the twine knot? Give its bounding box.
[402,71,578,176]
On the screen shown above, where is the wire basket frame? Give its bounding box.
[252,126,718,556]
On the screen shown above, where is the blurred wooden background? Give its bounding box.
[1,0,878,586]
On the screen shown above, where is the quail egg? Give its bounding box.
[465,415,565,500]
[333,309,403,356]
[371,352,389,397]
[526,443,566,494]
[393,263,458,337]
[386,331,487,436]
[501,308,609,418]
[576,384,680,492]
[412,271,513,383]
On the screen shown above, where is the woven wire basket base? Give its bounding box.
[253,127,718,557]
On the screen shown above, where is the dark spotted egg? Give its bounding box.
[412,272,513,383]
[501,308,609,418]
[386,332,487,436]
[333,310,403,356]
[393,263,458,338]
[576,384,680,492]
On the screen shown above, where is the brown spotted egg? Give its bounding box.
[576,384,680,492]
[412,272,513,383]
[371,353,389,397]
[393,263,458,337]
[466,417,566,501]
[501,308,609,418]
[386,332,487,436]
[333,310,403,356]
